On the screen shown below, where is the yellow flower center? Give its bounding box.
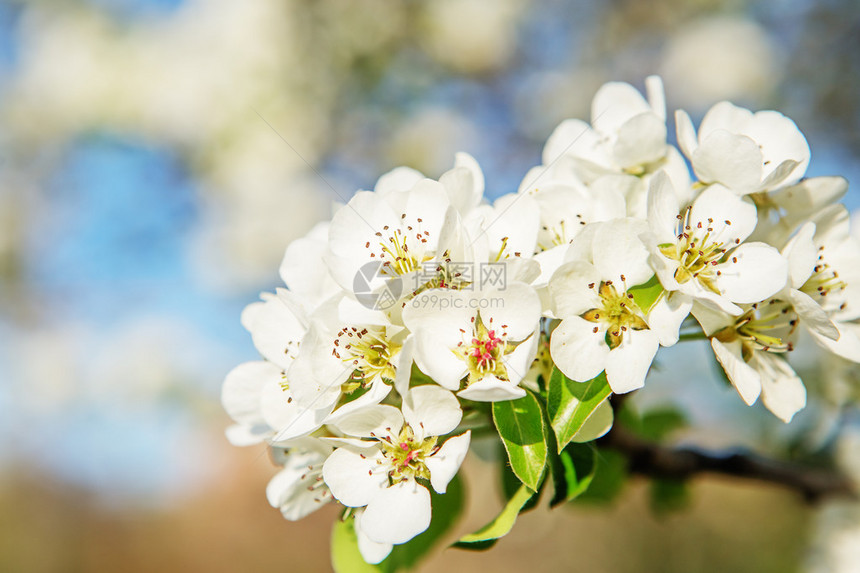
[581,280,649,349]
[333,326,400,392]
[658,206,738,294]
[713,299,798,362]
[379,424,437,482]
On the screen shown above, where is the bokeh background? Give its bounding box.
[1,0,859,571]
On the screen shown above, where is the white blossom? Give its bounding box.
[646,171,788,343]
[403,282,542,401]
[676,101,810,195]
[693,302,806,422]
[549,218,661,393]
[322,386,470,547]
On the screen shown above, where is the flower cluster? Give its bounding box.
[222,76,860,566]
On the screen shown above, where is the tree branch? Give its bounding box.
[598,424,856,503]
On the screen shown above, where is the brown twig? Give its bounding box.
[598,424,856,503]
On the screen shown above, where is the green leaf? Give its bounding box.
[331,518,384,573]
[570,399,614,443]
[549,442,598,507]
[575,448,629,504]
[500,443,543,513]
[454,484,535,550]
[492,392,549,491]
[628,274,664,313]
[385,475,465,571]
[547,368,612,452]
[331,476,466,573]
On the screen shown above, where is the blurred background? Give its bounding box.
[1,0,859,571]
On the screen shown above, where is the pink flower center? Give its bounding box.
[470,330,502,369]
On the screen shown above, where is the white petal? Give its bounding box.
[362,480,432,545]
[754,353,806,423]
[699,101,753,138]
[769,176,848,222]
[286,321,350,408]
[711,339,760,405]
[482,193,540,259]
[647,170,681,245]
[571,399,613,442]
[650,250,682,293]
[661,146,694,205]
[717,243,788,304]
[327,191,400,288]
[507,257,542,285]
[440,167,480,217]
[322,448,388,507]
[518,165,550,194]
[496,328,539,391]
[563,221,600,263]
[326,378,393,425]
[402,290,473,345]
[374,166,425,196]
[402,179,457,237]
[241,297,306,370]
[591,218,653,286]
[789,289,838,340]
[260,377,333,441]
[402,385,462,438]
[811,322,860,363]
[480,282,541,341]
[548,261,602,318]
[266,450,330,521]
[757,159,800,191]
[692,130,763,192]
[336,296,392,328]
[742,110,809,186]
[394,336,415,397]
[355,510,393,564]
[814,204,852,248]
[426,431,471,494]
[402,292,470,390]
[480,282,542,342]
[533,246,569,288]
[222,361,277,426]
[613,112,667,168]
[332,405,404,439]
[278,224,337,306]
[457,377,527,402]
[542,119,606,167]
[592,81,652,135]
[647,292,692,346]
[689,184,757,245]
[674,109,698,158]
[782,222,817,288]
[604,329,660,393]
[320,436,380,450]
[412,336,467,391]
[266,463,305,509]
[645,75,666,120]
[455,152,485,195]
[278,489,328,522]
[550,316,609,382]
[587,176,629,220]
[691,301,735,336]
